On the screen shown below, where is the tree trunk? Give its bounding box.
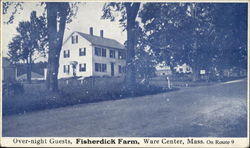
[26,58,32,83]
[125,18,136,92]
[124,3,140,94]
[46,3,69,92]
[46,3,58,91]
[192,65,199,82]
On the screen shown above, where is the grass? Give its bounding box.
[4,76,243,116]
[3,77,174,116]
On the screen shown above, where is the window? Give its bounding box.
[79,63,86,72]
[72,35,78,44]
[95,47,102,56]
[95,63,107,72]
[79,48,86,56]
[63,65,70,73]
[63,65,66,73]
[110,50,115,58]
[102,64,107,72]
[118,65,122,73]
[101,48,106,57]
[118,51,126,59]
[64,50,70,58]
[95,47,106,57]
[95,63,100,72]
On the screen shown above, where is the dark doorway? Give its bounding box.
[111,63,114,76]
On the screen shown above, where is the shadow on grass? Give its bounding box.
[3,83,179,116]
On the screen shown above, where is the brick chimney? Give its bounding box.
[89,27,93,35]
[100,30,104,38]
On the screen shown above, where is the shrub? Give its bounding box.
[3,81,24,96]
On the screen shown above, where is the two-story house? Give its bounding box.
[58,27,126,79]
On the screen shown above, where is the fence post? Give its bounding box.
[166,76,171,89]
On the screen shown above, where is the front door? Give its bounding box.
[111,63,114,76]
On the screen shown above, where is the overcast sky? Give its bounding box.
[2,2,127,59]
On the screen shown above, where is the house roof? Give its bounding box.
[76,31,126,50]
[17,72,44,80]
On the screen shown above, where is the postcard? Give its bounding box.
[0,0,249,147]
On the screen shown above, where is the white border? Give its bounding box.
[0,0,249,147]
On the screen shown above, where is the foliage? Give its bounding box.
[140,3,214,67]
[4,2,81,91]
[133,23,156,79]
[102,2,141,91]
[3,2,24,24]
[3,78,167,116]
[8,11,48,63]
[212,3,247,70]
[102,3,126,27]
[3,81,24,96]
[8,11,48,82]
[139,3,247,80]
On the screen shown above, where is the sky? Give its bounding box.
[2,2,127,60]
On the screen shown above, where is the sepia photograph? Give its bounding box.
[1,0,248,146]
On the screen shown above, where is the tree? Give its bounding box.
[8,11,47,83]
[139,3,187,70]
[140,3,218,81]
[184,3,216,81]
[140,3,247,81]
[45,3,70,91]
[212,3,247,71]
[4,2,80,91]
[102,2,140,92]
[133,22,156,84]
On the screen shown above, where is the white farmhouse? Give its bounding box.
[58,27,126,79]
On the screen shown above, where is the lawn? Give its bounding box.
[3,76,244,116]
[3,78,247,137]
[3,77,170,116]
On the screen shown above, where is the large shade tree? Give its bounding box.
[133,22,156,84]
[3,2,79,91]
[8,11,47,83]
[102,2,140,93]
[139,3,247,81]
[212,3,248,71]
[140,3,217,81]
